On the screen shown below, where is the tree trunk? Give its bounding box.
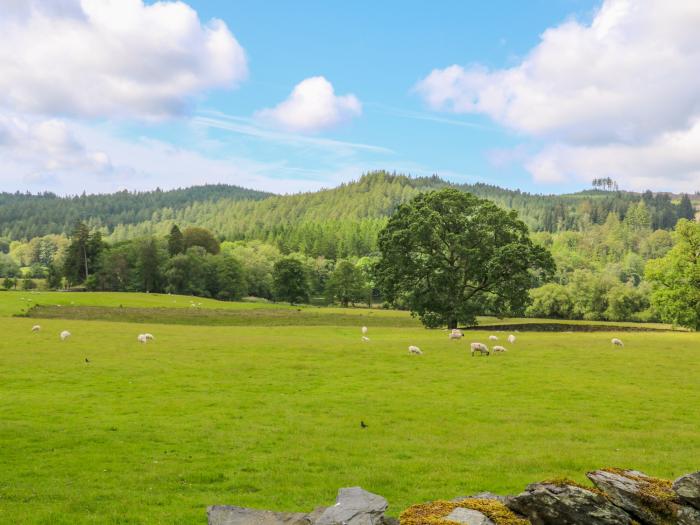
[448,318,458,329]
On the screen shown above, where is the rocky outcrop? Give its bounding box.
[208,470,700,525]
[587,469,700,525]
[674,473,700,511]
[505,480,633,525]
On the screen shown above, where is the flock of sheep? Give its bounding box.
[30,324,155,344]
[358,326,624,356]
[30,323,626,353]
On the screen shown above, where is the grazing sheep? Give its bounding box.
[31,325,41,333]
[361,326,368,335]
[137,334,148,344]
[449,329,463,340]
[361,336,370,342]
[143,333,154,341]
[408,345,423,355]
[489,335,498,341]
[611,338,624,348]
[492,345,507,352]
[470,342,489,356]
[507,334,516,344]
[60,330,71,341]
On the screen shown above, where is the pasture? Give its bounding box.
[1,292,699,524]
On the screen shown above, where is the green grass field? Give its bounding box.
[1,292,699,524]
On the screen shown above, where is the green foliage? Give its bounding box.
[273,257,311,305]
[165,247,210,297]
[376,189,555,328]
[210,255,247,301]
[0,253,20,277]
[526,283,576,319]
[167,224,184,256]
[2,277,15,290]
[182,226,220,255]
[21,278,36,290]
[62,222,104,285]
[646,219,700,330]
[222,240,280,298]
[325,259,366,307]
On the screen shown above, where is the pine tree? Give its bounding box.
[167,224,184,256]
[678,194,695,221]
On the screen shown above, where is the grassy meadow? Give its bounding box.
[1,291,699,524]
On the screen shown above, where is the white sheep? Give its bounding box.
[449,329,463,340]
[143,333,154,341]
[60,330,71,341]
[408,345,423,355]
[31,325,41,333]
[137,334,148,344]
[611,338,624,348]
[488,335,498,341]
[470,342,489,356]
[361,326,368,335]
[361,336,370,342]
[492,345,507,352]
[507,334,516,344]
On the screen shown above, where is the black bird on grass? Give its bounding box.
[360,420,367,428]
[85,358,90,363]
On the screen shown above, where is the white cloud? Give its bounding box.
[527,119,700,191]
[256,76,362,133]
[0,113,113,181]
[416,0,700,190]
[0,0,247,119]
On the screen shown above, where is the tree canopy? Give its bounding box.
[375,189,555,328]
[646,219,700,330]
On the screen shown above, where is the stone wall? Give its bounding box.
[208,468,700,525]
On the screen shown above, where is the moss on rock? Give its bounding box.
[400,498,529,525]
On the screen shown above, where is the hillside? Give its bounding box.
[0,172,694,258]
[0,184,271,240]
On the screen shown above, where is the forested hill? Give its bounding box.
[1,171,695,258]
[0,184,271,239]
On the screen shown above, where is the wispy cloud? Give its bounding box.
[372,103,495,131]
[193,111,393,155]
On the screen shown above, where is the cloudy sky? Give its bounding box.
[1,0,699,195]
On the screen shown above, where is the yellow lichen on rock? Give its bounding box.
[400,498,529,525]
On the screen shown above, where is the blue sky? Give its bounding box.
[1,1,699,195]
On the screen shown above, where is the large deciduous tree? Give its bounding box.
[375,189,555,328]
[646,219,700,330]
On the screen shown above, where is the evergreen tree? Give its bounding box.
[678,194,695,221]
[167,224,184,256]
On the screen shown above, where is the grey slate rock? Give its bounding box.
[315,487,388,525]
[444,507,495,525]
[587,469,700,525]
[674,472,700,510]
[207,505,324,525]
[505,481,632,525]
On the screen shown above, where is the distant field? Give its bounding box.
[0,291,697,524]
[0,291,677,330]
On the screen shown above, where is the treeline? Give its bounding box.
[0,172,696,262]
[10,223,376,307]
[0,184,270,239]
